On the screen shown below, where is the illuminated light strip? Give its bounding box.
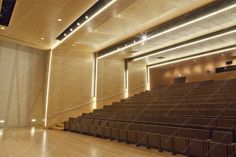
[44,49,53,127]
[124,61,129,98]
[146,66,150,91]
[52,0,116,50]
[133,28,236,61]
[148,46,236,69]
[98,3,236,59]
[94,57,98,99]
[91,53,98,109]
[91,53,98,110]
[92,54,97,98]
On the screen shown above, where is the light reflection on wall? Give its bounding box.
[31,127,35,137]
[0,129,3,138]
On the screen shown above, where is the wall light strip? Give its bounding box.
[148,46,236,69]
[133,28,236,61]
[52,0,116,50]
[124,61,129,98]
[44,49,53,127]
[98,2,236,59]
[146,66,150,91]
[92,53,98,98]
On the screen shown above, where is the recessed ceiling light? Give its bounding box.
[77,22,80,26]
[141,34,147,41]
[85,16,89,19]
[31,119,36,122]
[57,18,62,22]
[70,28,73,32]
[41,37,45,40]
[64,33,67,36]
[116,14,122,18]
[0,120,5,123]
[1,27,5,30]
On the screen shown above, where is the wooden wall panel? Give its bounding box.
[150,55,236,89]
[97,58,125,108]
[0,40,47,127]
[128,62,146,97]
[47,50,94,125]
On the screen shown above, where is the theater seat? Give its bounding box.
[127,123,140,144]
[147,125,162,150]
[188,129,209,157]
[173,128,191,155]
[208,131,233,157]
[96,120,108,138]
[137,124,154,147]
[89,119,101,136]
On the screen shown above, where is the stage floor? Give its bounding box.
[0,127,184,157]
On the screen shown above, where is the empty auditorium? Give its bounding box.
[1,0,236,157]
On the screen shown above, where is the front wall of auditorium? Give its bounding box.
[150,54,236,89]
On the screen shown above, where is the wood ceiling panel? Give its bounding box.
[0,0,97,50]
[54,0,213,54]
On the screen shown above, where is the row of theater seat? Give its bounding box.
[64,79,236,157]
[65,117,236,157]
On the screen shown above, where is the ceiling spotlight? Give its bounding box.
[0,120,5,123]
[64,33,67,36]
[141,34,148,41]
[41,37,45,40]
[57,18,62,22]
[85,16,89,19]
[31,119,36,122]
[116,14,122,18]
[133,40,136,43]
[77,22,80,26]
[1,27,5,30]
[70,28,73,32]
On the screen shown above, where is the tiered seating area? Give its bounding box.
[64,79,236,157]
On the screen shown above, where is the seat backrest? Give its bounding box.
[101,120,108,126]
[93,119,100,125]
[139,124,154,132]
[152,125,163,134]
[176,127,191,138]
[190,129,209,140]
[212,131,233,144]
[108,121,116,127]
[129,123,140,130]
